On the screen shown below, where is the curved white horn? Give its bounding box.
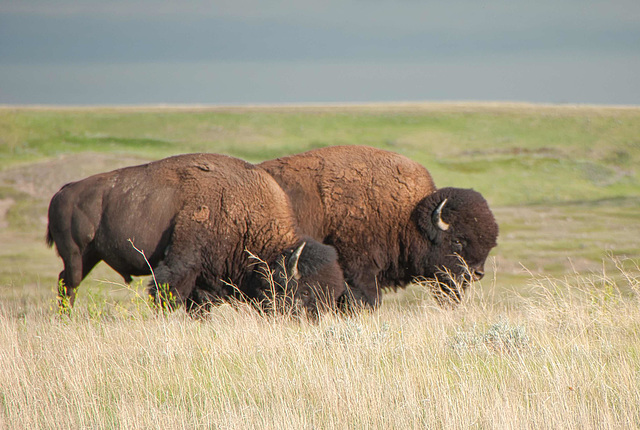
[433,198,450,231]
[289,242,306,280]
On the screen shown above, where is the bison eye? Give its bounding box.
[453,239,463,252]
[301,290,310,298]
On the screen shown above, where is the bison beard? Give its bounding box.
[260,145,499,310]
[46,153,345,316]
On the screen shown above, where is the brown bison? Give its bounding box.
[46,153,345,316]
[259,145,499,309]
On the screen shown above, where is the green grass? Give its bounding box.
[2,104,638,205]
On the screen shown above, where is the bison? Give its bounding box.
[46,153,345,317]
[259,145,499,309]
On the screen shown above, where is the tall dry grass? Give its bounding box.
[1,258,639,429]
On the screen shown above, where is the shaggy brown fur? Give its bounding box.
[260,145,499,309]
[46,153,345,316]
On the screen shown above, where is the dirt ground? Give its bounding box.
[0,152,153,201]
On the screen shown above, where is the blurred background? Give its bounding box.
[1,0,639,105]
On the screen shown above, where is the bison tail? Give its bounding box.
[45,225,54,248]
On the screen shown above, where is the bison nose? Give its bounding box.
[473,269,485,281]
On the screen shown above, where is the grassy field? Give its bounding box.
[0,103,639,428]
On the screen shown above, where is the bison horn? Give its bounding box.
[289,242,306,280]
[433,198,450,231]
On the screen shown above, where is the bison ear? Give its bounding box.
[288,242,306,280]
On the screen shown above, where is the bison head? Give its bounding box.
[413,187,498,305]
[265,239,345,319]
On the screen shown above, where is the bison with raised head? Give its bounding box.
[46,153,345,317]
[260,145,498,309]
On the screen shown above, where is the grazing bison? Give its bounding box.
[260,145,498,309]
[46,153,345,316]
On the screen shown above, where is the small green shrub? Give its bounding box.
[56,279,71,317]
[450,317,530,353]
[150,283,177,315]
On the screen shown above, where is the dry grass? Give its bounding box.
[1,258,638,429]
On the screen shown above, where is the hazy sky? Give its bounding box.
[1,0,639,105]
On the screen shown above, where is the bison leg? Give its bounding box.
[57,270,75,309]
[185,287,222,317]
[149,260,200,311]
[57,249,101,308]
[57,251,83,307]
